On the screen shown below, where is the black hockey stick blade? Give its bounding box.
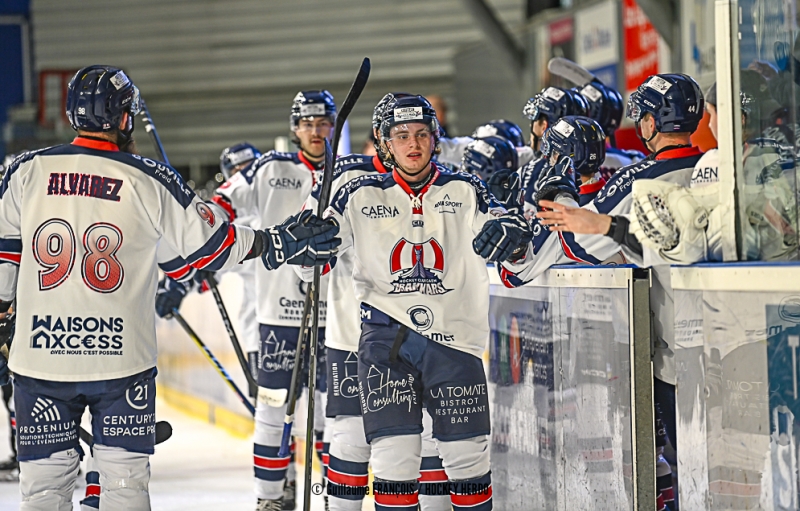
[79,420,173,448]
[547,57,599,87]
[315,57,371,216]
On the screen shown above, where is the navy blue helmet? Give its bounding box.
[379,95,440,141]
[542,116,606,177]
[219,142,261,180]
[461,135,518,181]
[523,87,589,126]
[472,120,526,148]
[576,82,624,136]
[290,90,336,129]
[627,74,704,134]
[66,65,141,133]
[373,92,414,131]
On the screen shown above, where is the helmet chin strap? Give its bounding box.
[635,120,657,152]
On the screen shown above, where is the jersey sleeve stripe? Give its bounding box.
[0,239,22,266]
[0,252,21,265]
[158,256,195,282]
[498,265,525,288]
[558,232,603,264]
[188,224,236,270]
[211,195,236,222]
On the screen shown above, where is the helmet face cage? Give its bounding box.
[524,87,588,126]
[66,65,141,133]
[544,116,606,176]
[290,90,337,130]
[460,136,518,181]
[220,143,261,180]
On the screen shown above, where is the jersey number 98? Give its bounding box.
[33,219,124,293]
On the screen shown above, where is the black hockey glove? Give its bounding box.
[533,156,579,207]
[155,278,188,319]
[472,213,534,263]
[260,210,341,271]
[487,169,524,214]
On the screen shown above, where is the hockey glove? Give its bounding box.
[155,278,188,319]
[260,210,341,270]
[472,213,534,263]
[487,169,524,213]
[533,156,579,207]
[193,269,215,293]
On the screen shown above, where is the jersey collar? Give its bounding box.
[72,136,120,152]
[392,163,439,198]
[372,155,389,174]
[579,177,606,195]
[652,145,702,161]
[297,150,324,171]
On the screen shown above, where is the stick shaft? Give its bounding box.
[139,100,170,165]
[303,269,322,511]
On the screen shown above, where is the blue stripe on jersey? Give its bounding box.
[186,221,233,264]
[238,150,298,185]
[331,173,397,214]
[311,154,376,201]
[0,239,22,254]
[591,154,703,214]
[433,169,500,214]
[0,147,55,199]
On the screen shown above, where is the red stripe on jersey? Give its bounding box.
[327,468,369,487]
[211,195,236,222]
[322,454,330,466]
[315,441,324,452]
[557,232,592,264]
[451,485,492,507]
[254,455,291,470]
[191,225,236,269]
[418,469,448,483]
[297,151,320,182]
[0,252,21,264]
[374,491,419,506]
[72,137,119,152]
[579,178,606,196]
[85,484,101,497]
[372,155,389,174]
[165,264,191,281]
[654,146,702,161]
[662,486,674,501]
[499,266,517,289]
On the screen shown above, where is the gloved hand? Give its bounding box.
[155,278,188,318]
[260,210,341,270]
[193,269,215,293]
[533,156,579,207]
[487,169,523,213]
[472,213,534,262]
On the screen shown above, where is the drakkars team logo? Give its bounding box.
[389,238,451,295]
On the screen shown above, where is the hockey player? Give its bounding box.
[303,93,450,511]
[539,116,607,205]
[0,65,338,511]
[527,73,705,511]
[311,94,534,511]
[211,91,337,510]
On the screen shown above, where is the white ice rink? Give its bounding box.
[0,397,353,511]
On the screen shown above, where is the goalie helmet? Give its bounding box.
[523,87,589,125]
[576,82,624,136]
[66,65,141,133]
[219,142,262,180]
[471,120,526,148]
[290,90,336,130]
[626,73,704,133]
[542,116,606,177]
[461,135,518,181]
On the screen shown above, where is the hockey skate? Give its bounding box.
[282,480,296,510]
[256,497,284,511]
[0,456,18,481]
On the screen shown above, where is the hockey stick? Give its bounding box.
[172,310,256,416]
[139,99,171,165]
[79,421,173,448]
[547,57,598,87]
[277,57,371,466]
[204,275,258,395]
[305,57,371,511]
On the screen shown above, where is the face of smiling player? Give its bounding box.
[385,122,435,183]
[295,116,333,161]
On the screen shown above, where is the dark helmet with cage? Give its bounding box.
[542,116,606,177]
[626,74,704,146]
[523,87,589,125]
[460,135,519,181]
[219,142,262,180]
[66,65,141,146]
[576,82,624,137]
[471,120,526,148]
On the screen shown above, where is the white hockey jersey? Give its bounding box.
[212,150,327,327]
[502,146,704,384]
[0,138,255,381]
[299,154,390,353]
[319,163,531,360]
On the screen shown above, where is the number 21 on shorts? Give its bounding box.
[32,218,124,293]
